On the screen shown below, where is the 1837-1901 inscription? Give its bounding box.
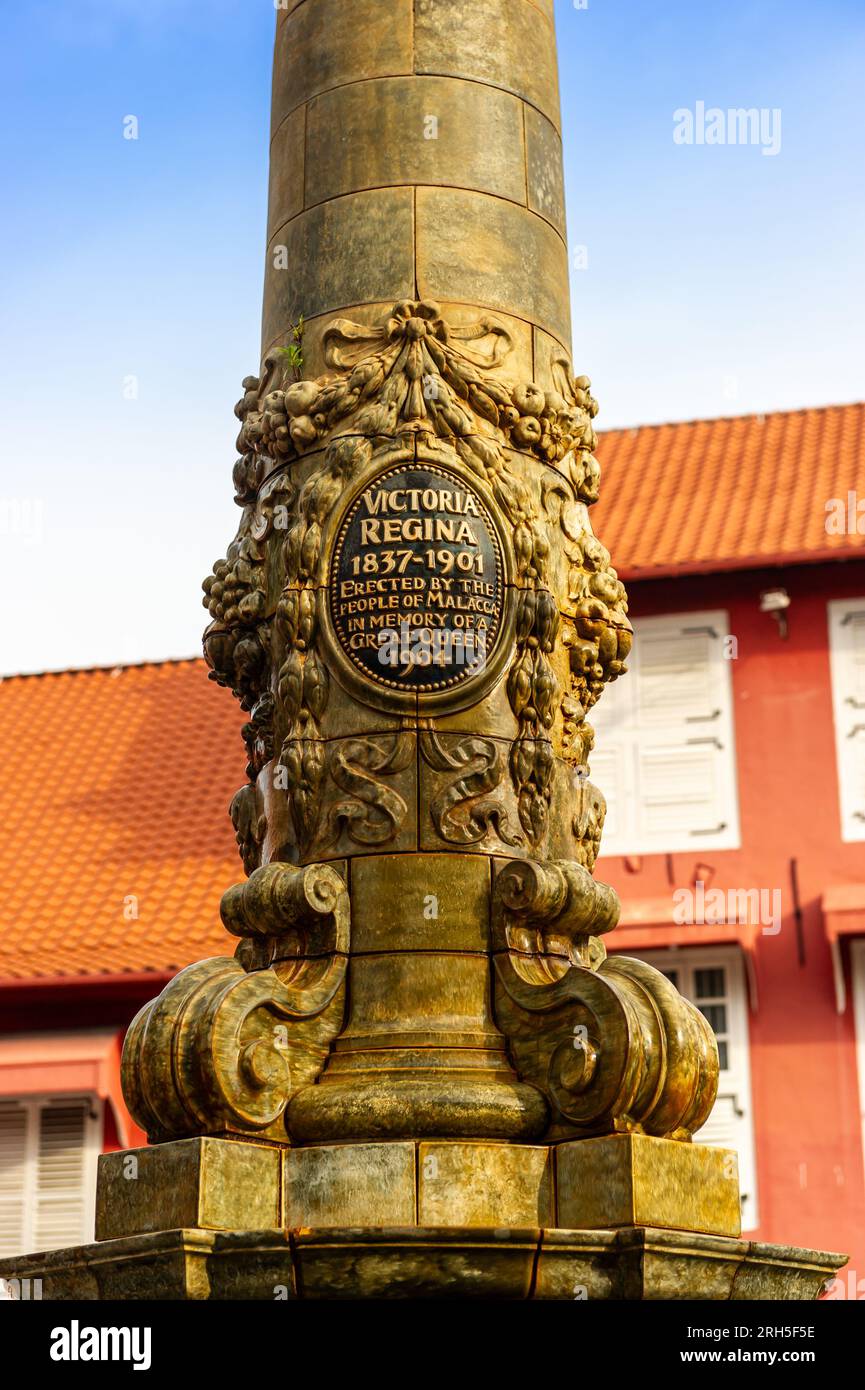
[330,464,505,693]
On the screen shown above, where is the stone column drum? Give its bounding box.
[264,0,571,384]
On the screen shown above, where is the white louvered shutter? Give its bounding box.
[644,948,758,1230]
[0,1104,28,1258]
[586,746,623,839]
[828,600,865,841]
[591,612,740,856]
[0,1096,100,1258]
[34,1103,91,1252]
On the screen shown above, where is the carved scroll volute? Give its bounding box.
[601,955,720,1139]
[220,860,349,989]
[492,860,719,1141]
[492,858,620,977]
[120,863,349,1144]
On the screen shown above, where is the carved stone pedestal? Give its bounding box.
[0,1134,836,1300]
[0,1226,844,1302]
[93,1134,742,1242]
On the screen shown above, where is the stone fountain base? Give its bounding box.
[0,1136,845,1300]
[0,1225,844,1301]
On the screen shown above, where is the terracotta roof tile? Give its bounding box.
[591,402,865,579]
[0,660,244,983]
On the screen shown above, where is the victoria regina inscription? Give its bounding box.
[330,464,505,693]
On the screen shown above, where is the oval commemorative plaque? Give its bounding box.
[329,464,505,694]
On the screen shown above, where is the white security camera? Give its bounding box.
[759,588,791,613]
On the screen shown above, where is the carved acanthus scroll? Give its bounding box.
[420,730,522,846]
[492,859,719,1141]
[121,862,349,1143]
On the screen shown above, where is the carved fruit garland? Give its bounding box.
[204,300,630,869]
[274,435,373,852]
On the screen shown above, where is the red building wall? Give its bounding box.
[598,558,865,1281]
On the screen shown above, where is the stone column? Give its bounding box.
[11,0,836,1300]
[263,0,571,391]
[125,0,721,1161]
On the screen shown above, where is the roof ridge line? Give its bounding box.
[596,399,864,437]
[0,656,203,683]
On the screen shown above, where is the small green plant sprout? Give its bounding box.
[275,316,305,382]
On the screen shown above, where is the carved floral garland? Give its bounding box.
[202,301,631,868]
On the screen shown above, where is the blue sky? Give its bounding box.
[1,0,863,674]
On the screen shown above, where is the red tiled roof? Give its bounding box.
[2,406,862,983]
[0,661,244,983]
[592,402,865,580]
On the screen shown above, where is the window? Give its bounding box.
[632,946,758,1230]
[589,610,741,856]
[0,1096,101,1259]
[828,599,865,842]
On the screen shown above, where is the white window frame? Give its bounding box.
[0,1093,102,1259]
[624,944,759,1230]
[828,598,865,842]
[590,609,741,857]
